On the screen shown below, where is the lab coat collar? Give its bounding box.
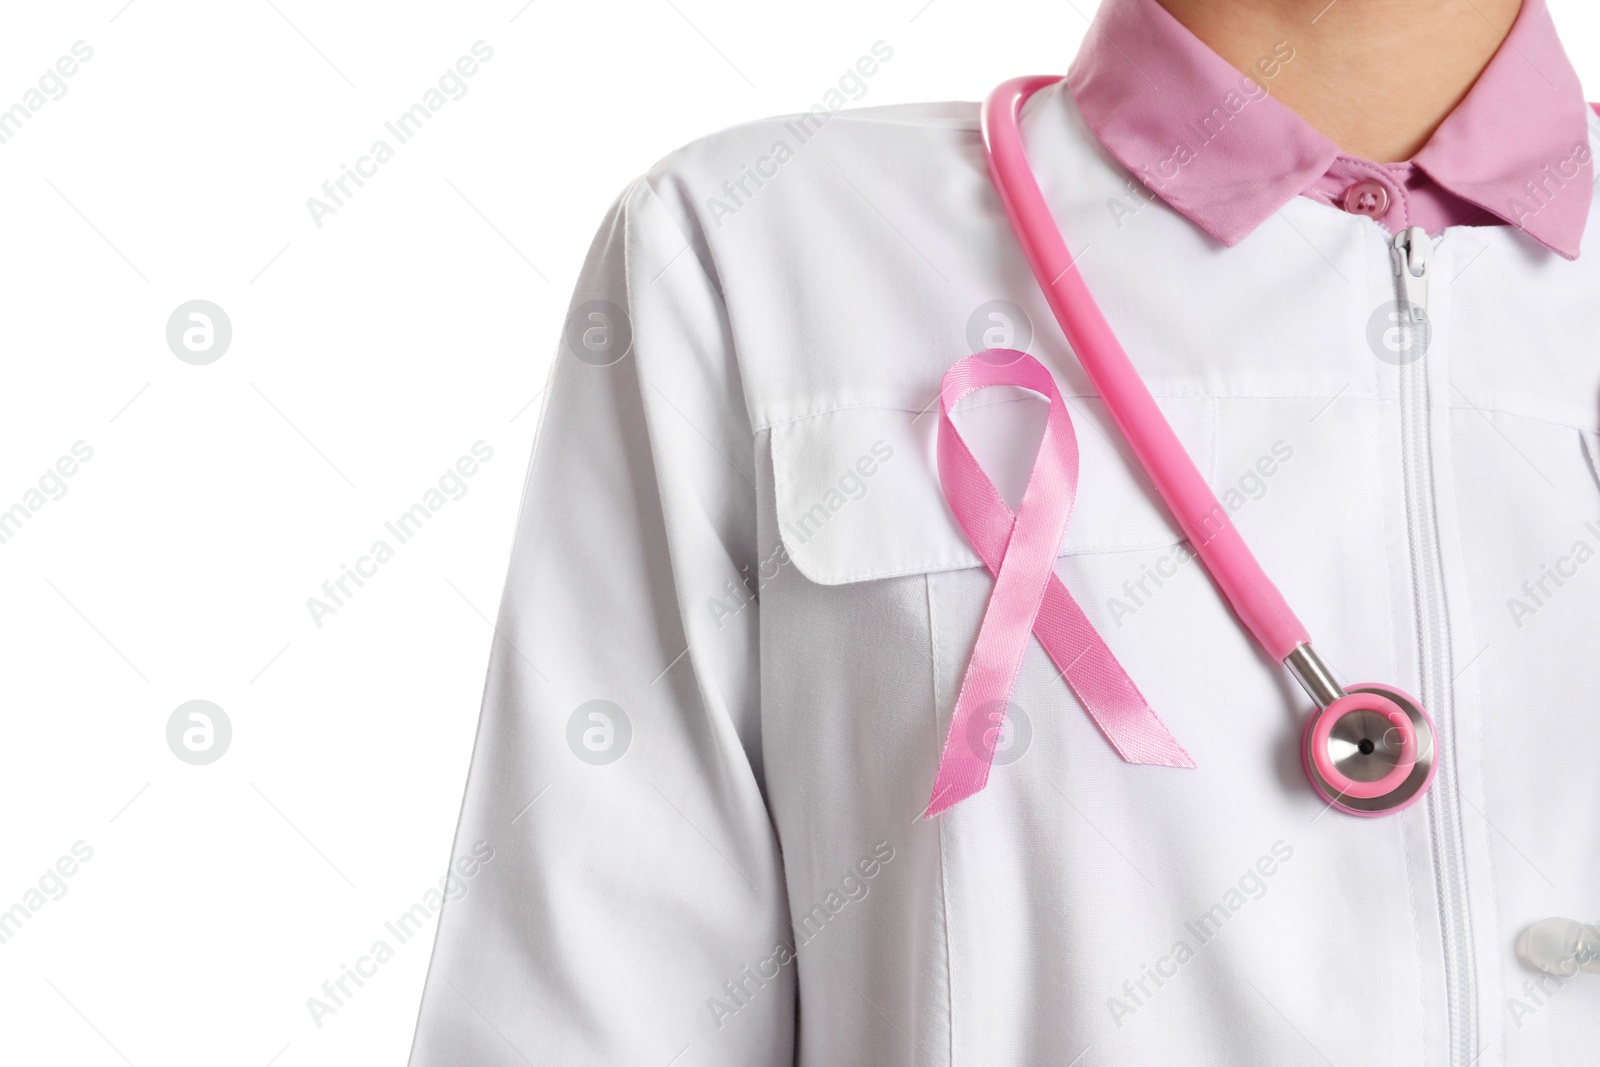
[1066,0,1595,259]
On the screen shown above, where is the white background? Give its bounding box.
[1,2,1598,1064]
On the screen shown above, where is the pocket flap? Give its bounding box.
[769,393,1215,586]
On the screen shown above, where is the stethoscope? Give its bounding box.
[981,76,1438,815]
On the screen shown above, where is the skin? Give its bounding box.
[1153,0,1525,161]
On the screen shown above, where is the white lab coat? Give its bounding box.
[407,81,1600,1066]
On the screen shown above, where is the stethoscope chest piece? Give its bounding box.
[1302,684,1437,816]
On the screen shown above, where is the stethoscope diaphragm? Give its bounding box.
[1302,683,1437,815]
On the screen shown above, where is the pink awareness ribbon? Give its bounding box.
[926,350,1194,817]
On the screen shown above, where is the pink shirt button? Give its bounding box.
[1342,179,1391,218]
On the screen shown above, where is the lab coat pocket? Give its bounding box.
[767,393,1217,586]
[757,390,1215,881]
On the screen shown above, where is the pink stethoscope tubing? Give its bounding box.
[980,76,1438,815]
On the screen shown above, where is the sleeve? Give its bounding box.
[406,174,795,1067]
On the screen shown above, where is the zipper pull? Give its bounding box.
[1391,226,1432,360]
[1393,226,1431,314]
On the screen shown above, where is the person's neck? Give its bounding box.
[1153,0,1524,162]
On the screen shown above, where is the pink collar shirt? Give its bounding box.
[1067,0,1597,259]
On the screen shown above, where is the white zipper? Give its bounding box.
[1392,225,1476,1067]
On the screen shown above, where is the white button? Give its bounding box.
[1516,917,1600,975]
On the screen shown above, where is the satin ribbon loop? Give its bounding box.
[926,350,1194,817]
